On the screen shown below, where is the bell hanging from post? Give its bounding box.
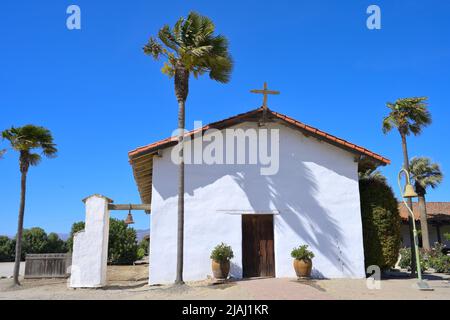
[403,184,418,199]
[124,205,135,225]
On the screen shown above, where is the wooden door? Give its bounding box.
[242,215,275,278]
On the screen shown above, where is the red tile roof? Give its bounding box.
[128,107,390,165]
[398,202,450,221]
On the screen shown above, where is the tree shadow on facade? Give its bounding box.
[152,123,360,277]
[232,158,352,276]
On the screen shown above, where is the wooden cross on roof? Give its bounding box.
[250,82,280,109]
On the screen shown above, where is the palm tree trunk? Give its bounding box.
[13,170,27,285]
[175,98,185,285]
[174,62,188,285]
[401,133,417,276]
[417,191,431,250]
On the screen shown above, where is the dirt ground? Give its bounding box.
[0,265,449,300]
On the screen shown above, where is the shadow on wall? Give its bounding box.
[233,158,351,276]
[153,123,354,276]
[230,261,242,279]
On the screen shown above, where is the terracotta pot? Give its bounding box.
[293,259,312,278]
[211,259,230,280]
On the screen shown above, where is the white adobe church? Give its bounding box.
[127,101,390,285]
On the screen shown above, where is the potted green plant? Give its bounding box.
[210,243,234,280]
[291,245,315,278]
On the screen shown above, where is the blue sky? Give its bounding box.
[1,1,449,235]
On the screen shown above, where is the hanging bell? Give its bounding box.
[124,205,135,225]
[403,184,418,199]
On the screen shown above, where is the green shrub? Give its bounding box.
[426,243,450,273]
[21,227,50,259]
[46,233,67,253]
[137,248,146,260]
[428,255,450,273]
[359,176,401,270]
[0,236,15,262]
[138,236,150,256]
[2,228,69,262]
[400,243,450,274]
[444,233,450,242]
[291,245,314,260]
[399,247,428,272]
[66,221,86,252]
[210,243,234,262]
[108,218,139,265]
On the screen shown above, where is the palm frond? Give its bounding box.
[359,168,387,183]
[382,97,431,137]
[207,55,233,83]
[158,25,180,52]
[143,38,164,60]
[144,11,233,83]
[409,156,443,190]
[27,153,42,166]
[382,115,395,134]
[1,125,57,165]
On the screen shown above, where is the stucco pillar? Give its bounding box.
[69,194,112,288]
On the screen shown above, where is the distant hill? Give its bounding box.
[56,228,149,242]
[57,233,69,241]
[135,229,150,242]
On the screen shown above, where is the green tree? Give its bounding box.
[382,97,431,275]
[67,219,139,265]
[409,157,443,250]
[2,125,57,285]
[138,236,150,256]
[66,221,86,252]
[108,218,139,265]
[143,12,233,284]
[359,173,402,270]
[0,236,15,262]
[21,227,49,259]
[46,233,67,253]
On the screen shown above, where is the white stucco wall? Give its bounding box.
[70,195,110,288]
[149,122,366,284]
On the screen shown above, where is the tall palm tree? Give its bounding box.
[2,125,57,285]
[358,167,387,183]
[143,12,233,284]
[409,157,443,250]
[382,97,431,275]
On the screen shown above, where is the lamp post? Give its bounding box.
[397,168,433,291]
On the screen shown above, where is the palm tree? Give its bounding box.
[382,97,431,275]
[2,125,57,285]
[143,12,233,284]
[359,167,387,183]
[409,157,443,250]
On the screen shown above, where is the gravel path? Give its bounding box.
[0,265,449,300]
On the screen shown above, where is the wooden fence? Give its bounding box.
[24,253,71,279]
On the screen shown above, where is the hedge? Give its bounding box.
[359,177,402,270]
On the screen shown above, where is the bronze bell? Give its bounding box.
[403,184,418,199]
[124,205,135,225]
